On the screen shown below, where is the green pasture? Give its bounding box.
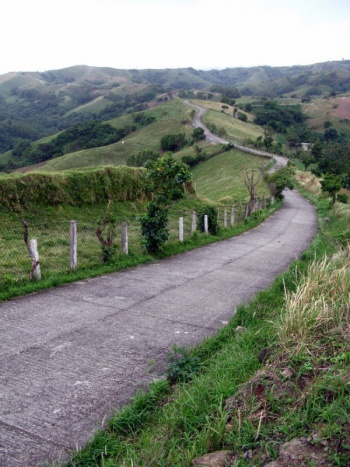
[192,149,270,203]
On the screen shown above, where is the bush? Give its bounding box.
[127,150,160,167]
[160,133,186,152]
[139,202,169,253]
[337,193,348,204]
[197,204,219,235]
[191,127,205,141]
[237,112,248,122]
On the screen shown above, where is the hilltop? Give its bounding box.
[1,60,350,157]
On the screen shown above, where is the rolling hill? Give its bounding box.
[1,61,350,156]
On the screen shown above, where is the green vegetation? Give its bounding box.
[320,173,344,203]
[64,178,350,467]
[0,146,277,300]
[200,107,263,144]
[20,99,192,172]
[0,166,147,210]
[139,155,192,253]
[192,149,270,203]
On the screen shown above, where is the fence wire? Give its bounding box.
[0,199,271,288]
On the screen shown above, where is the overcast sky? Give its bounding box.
[1,0,349,75]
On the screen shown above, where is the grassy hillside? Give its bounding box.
[31,99,193,171]
[192,149,270,203]
[193,99,264,144]
[1,61,350,158]
[302,95,350,139]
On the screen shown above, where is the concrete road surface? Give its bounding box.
[0,190,317,466]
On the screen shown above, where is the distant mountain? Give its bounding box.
[1,61,350,156]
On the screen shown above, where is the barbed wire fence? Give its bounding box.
[0,197,274,288]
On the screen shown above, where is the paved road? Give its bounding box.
[0,189,317,466]
[185,100,286,165]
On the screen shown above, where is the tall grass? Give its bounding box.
[276,248,350,354]
[295,170,321,197]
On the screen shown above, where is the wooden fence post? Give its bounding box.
[121,222,128,254]
[30,239,41,280]
[70,220,77,271]
[224,210,228,228]
[179,217,184,242]
[191,211,197,234]
[231,205,235,226]
[204,215,209,234]
[244,203,249,220]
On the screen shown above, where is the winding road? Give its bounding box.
[185,100,287,168]
[0,108,318,466]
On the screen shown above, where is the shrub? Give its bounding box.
[160,133,186,152]
[139,202,169,253]
[237,112,248,122]
[337,193,348,204]
[191,127,205,141]
[197,204,219,235]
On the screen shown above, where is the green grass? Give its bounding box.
[32,99,193,172]
[61,184,350,467]
[0,199,279,302]
[192,149,270,203]
[191,99,264,144]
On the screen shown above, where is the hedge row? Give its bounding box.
[0,166,148,210]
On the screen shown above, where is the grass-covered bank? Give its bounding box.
[0,200,280,302]
[62,192,350,466]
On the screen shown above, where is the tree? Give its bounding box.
[140,155,192,253]
[241,166,265,202]
[127,149,159,167]
[263,129,274,151]
[265,166,295,199]
[320,173,343,204]
[192,127,205,141]
[237,112,248,122]
[160,133,186,152]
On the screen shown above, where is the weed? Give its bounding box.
[166,346,202,384]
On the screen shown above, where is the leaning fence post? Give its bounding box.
[179,217,184,242]
[30,239,41,280]
[191,211,197,234]
[224,210,228,228]
[70,220,77,271]
[204,215,209,234]
[121,222,128,254]
[244,203,249,220]
[231,205,235,226]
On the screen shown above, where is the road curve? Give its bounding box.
[0,189,317,466]
[184,100,287,169]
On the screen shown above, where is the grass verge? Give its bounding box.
[0,201,280,302]
[62,193,350,466]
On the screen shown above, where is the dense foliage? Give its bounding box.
[301,141,350,186]
[160,133,187,152]
[253,101,306,133]
[127,150,160,167]
[0,166,147,211]
[264,166,295,199]
[5,116,159,170]
[139,155,192,253]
